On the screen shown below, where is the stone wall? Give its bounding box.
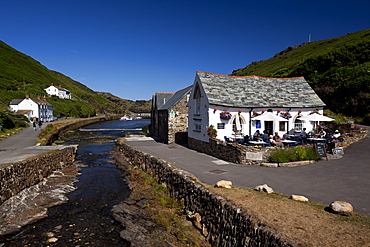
[114,139,293,246]
[168,96,189,144]
[188,137,271,164]
[0,146,77,205]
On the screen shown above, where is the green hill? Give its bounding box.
[0,40,127,117]
[232,29,370,124]
[96,92,151,114]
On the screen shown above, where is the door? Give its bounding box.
[265,121,273,135]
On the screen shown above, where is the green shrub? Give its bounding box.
[269,146,319,163]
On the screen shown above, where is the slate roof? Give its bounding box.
[153,92,175,110]
[9,98,52,106]
[196,71,326,108]
[9,99,23,105]
[159,86,192,110]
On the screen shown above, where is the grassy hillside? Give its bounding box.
[96,92,151,114]
[0,40,125,117]
[232,29,370,123]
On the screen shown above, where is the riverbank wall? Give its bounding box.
[43,115,119,145]
[114,138,293,246]
[0,146,77,205]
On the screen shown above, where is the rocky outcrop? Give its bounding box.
[0,146,77,205]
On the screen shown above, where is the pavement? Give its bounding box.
[125,129,370,217]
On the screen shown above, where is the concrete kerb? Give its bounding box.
[261,160,317,167]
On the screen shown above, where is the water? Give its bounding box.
[0,119,150,246]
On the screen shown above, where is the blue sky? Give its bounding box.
[1,0,369,100]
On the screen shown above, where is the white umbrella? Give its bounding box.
[299,113,334,133]
[252,112,288,121]
[299,113,334,122]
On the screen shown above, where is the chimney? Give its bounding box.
[26,94,29,99]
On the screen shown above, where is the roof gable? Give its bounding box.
[196,71,325,108]
[159,86,192,110]
[153,92,175,110]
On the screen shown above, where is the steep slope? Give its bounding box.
[0,40,125,117]
[232,29,370,123]
[96,92,151,114]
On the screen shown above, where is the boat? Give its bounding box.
[120,116,133,121]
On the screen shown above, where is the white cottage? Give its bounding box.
[45,84,71,99]
[188,71,327,143]
[9,96,53,122]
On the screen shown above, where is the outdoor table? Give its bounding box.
[248,141,269,147]
[280,139,297,147]
[307,138,326,143]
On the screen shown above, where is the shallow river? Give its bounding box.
[0,119,150,246]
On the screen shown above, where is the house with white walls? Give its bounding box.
[45,84,71,99]
[9,96,53,122]
[187,71,327,143]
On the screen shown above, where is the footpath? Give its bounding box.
[125,129,370,217]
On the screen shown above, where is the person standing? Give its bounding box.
[32,121,37,131]
[38,120,43,130]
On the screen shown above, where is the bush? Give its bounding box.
[269,146,319,163]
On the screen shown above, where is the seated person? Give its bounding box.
[253,130,262,141]
[319,129,326,138]
[333,130,341,139]
[261,130,269,141]
[300,128,308,138]
[273,132,282,141]
[268,135,283,147]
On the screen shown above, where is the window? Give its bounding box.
[193,84,201,115]
[194,119,201,132]
[294,119,303,132]
[279,121,286,131]
[217,123,225,129]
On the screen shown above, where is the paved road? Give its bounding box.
[0,123,67,165]
[125,129,370,217]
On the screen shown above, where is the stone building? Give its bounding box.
[150,86,192,144]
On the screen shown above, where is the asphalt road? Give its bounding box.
[125,129,370,217]
[0,123,66,165]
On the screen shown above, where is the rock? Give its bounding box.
[255,184,274,193]
[215,180,232,189]
[187,211,202,230]
[290,195,309,202]
[48,237,58,243]
[329,201,353,216]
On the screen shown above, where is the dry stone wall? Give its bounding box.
[114,139,294,246]
[188,137,271,165]
[0,146,77,205]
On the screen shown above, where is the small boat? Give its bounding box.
[120,116,133,121]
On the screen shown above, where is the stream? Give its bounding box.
[0,118,150,246]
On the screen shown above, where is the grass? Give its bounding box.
[207,186,370,247]
[116,160,211,247]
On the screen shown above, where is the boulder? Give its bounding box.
[329,201,353,216]
[215,180,232,189]
[255,184,274,193]
[290,195,309,202]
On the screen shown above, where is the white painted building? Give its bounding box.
[188,71,327,142]
[9,96,53,122]
[45,84,71,99]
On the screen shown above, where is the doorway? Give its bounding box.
[265,121,273,135]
